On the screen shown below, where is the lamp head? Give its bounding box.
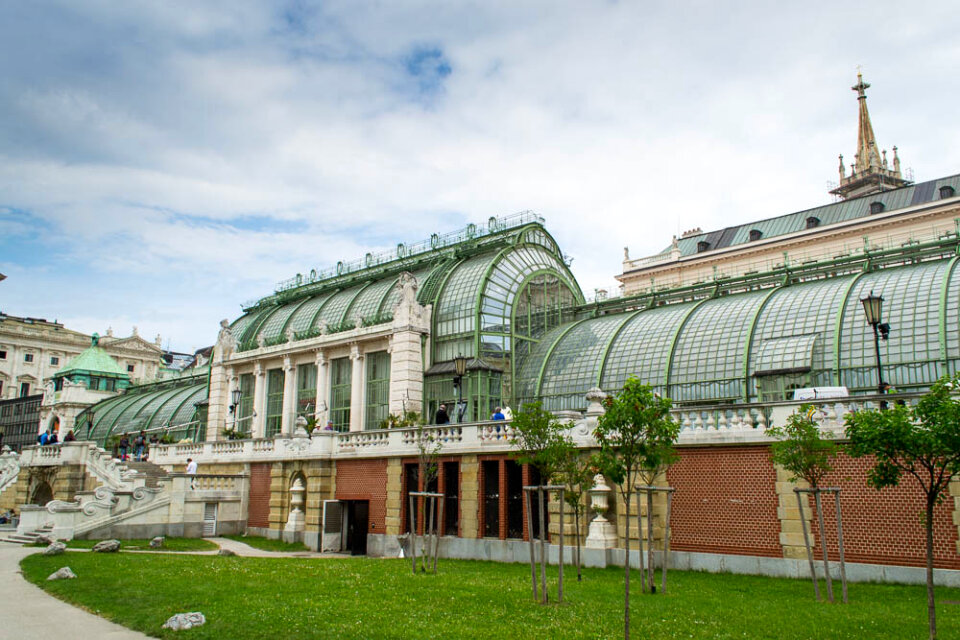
[860,290,883,326]
[453,354,467,377]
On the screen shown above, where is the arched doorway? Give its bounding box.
[49,415,61,435]
[30,481,53,506]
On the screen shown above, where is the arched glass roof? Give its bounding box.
[79,373,208,446]
[518,257,960,410]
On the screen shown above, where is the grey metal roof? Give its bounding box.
[666,174,960,258]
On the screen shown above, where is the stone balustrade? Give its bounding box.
[134,393,922,466]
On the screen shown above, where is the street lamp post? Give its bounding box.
[230,388,242,429]
[453,354,467,423]
[860,291,891,397]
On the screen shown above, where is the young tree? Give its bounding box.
[845,374,960,640]
[411,418,442,574]
[768,405,843,602]
[510,401,567,482]
[510,401,569,602]
[557,449,595,582]
[593,378,679,640]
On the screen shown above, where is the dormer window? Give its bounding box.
[696,240,711,253]
[806,216,820,229]
[870,201,885,214]
[748,229,763,241]
[940,185,956,199]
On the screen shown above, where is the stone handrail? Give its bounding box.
[0,449,20,495]
[19,442,128,490]
[144,393,921,465]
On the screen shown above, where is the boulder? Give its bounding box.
[162,612,206,630]
[43,542,66,556]
[217,549,237,557]
[37,535,57,546]
[149,536,165,548]
[47,567,76,581]
[92,539,122,553]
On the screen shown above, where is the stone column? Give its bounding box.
[385,458,403,535]
[252,362,266,439]
[776,466,815,558]
[205,362,229,441]
[314,350,328,425]
[388,330,424,417]
[349,344,365,432]
[281,356,297,436]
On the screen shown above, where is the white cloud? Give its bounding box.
[2,1,960,351]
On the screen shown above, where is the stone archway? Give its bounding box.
[49,415,61,435]
[30,481,53,506]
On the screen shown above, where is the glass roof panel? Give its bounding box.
[538,314,632,410]
[314,286,364,329]
[257,302,303,342]
[669,290,769,398]
[754,334,818,374]
[285,292,335,335]
[838,261,947,390]
[514,323,571,403]
[600,302,697,392]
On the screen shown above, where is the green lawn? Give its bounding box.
[19,553,960,639]
[31,538,219,552]
[221,534,308,552]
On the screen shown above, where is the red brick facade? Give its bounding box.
[247,463,271,529]
[335,459,387,534]
[667,446,782,557]
[810,453,960,569]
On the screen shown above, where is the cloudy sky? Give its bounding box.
[2,1,959,353]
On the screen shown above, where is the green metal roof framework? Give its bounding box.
[77,371,209,446]
[517,234,960,411]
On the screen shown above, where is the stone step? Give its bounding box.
[123,460,169,488]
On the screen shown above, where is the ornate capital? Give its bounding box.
[253,362,264,377]
[349,343,363,361]
[314,349,326,367]
[283,355,294,372]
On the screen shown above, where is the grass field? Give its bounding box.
[221,534,309,552]
[31,538,218,552]
[20,552,960,639]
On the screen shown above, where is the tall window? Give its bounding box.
[482,460,500,538]
[365,351,390,430]
[265,368,285,437]
[19,382,30,397]
[296,363,317,422]
[238,374,254,431]
[24,353,33,363]
[330,357,352,432]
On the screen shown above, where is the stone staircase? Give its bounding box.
[123,460,169,488]
[0,523,53,545]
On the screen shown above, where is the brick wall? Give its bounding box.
[809,453,960,569]
[247,463,271,529]
[667,446,781,557]
[335,459,387,534]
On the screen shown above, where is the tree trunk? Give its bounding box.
[646,489,655,593]
[926,496,937,640]
[814,490,834,602]
[796,490,820,600]
[623,491,631,640]
[525,488,538,601]
[575,505,582,582]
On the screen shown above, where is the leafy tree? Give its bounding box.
[510,401,568,483]
[845,374,960,640]
[593,378,679,640]
[768,405,842,602]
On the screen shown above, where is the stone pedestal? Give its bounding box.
[585,474,618,549]
[284,477,306,535]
